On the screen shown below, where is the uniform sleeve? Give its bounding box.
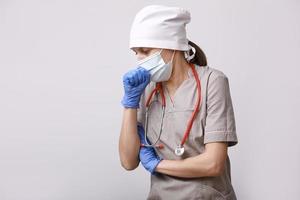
[204,74,238,147]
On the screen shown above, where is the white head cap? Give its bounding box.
[129,5,191,51]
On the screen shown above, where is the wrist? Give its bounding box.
[154,158,163,173]
[121,95,140,108]
[151,157,163,175]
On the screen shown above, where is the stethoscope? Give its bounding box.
[140,63,202,156]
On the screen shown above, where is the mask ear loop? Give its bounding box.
[184,44,196,63]
[170,49,176,63]
[160,49,176,64]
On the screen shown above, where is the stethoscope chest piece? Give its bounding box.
[175,145,185,156]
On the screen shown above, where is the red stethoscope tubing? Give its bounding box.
[181,63,202,146]
[141,63,202,149]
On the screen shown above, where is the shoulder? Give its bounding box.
[194,65,232,96]
[201,65,228,79]
[196,64,230,84]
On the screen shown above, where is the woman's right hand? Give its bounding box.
[121,66,150,108]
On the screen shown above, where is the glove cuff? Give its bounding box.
[150,157,163,175]
[121,96,140,109]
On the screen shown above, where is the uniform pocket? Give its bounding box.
[166,107,205,156]
[194,184,227,200]
[168,106,203,136]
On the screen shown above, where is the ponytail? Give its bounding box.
[187,40,207,66]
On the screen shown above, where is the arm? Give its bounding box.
[118,67,150,171]
[155,142,228,178]
[118,108,140,170]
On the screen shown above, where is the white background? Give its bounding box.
[0,0,299,199]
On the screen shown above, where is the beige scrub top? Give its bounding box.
[137,64,238,200]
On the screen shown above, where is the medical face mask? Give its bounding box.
[137,49,175,82]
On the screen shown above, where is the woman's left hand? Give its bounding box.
[137,124,163,175]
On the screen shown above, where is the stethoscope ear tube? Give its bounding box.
[143,102,165,148]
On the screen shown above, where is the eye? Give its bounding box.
[141,48,151,55]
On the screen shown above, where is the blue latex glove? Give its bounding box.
[121,67,150,108]
[137,124,163,175]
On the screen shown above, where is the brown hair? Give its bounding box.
[187,40,207,66]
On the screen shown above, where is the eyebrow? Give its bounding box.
[131,47,152,54]
[132,47,141,51]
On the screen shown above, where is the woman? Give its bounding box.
[119,5,238,200]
